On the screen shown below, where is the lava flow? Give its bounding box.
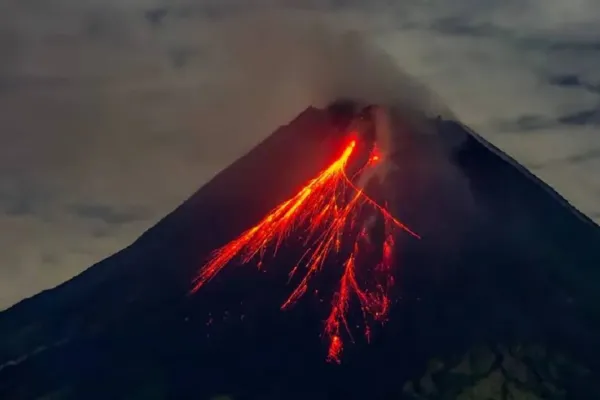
[192,134,419,363]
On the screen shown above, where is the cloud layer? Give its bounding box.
[1,0,599,309]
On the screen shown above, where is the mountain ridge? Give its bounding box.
[1,105,600,400]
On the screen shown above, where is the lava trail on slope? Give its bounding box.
[2,101,600,400]
[191,105,420,362]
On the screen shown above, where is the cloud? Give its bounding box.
[144,7,169,28]
[68,204,149,225]
[0,0,599,309]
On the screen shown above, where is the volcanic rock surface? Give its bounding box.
[1,104,600,400]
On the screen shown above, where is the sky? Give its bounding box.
[1,0,599,310]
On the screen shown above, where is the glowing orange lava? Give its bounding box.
[192,136,419,363]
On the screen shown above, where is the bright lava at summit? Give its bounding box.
[191,133,420,363]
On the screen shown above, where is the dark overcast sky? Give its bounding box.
[1,0,599,309]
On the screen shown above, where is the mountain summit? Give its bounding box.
[1,103,600,400]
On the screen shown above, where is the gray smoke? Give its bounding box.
[204,11,454,129]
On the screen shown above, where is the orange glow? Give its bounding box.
[369,145,381,163]
[192,135,419,363]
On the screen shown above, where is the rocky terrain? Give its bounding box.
[403,343,595,400]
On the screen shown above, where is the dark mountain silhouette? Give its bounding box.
[1,104,600,400]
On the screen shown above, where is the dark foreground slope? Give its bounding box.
[1,106,600,400]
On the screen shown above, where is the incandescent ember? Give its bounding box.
[191,108,419,363]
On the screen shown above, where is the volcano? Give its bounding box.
[1,102,600,400]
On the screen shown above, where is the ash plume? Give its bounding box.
[203,11,454,142]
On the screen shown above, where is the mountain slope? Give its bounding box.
[1,105,600,400]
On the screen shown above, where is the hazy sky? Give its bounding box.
[1,0,599,309]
